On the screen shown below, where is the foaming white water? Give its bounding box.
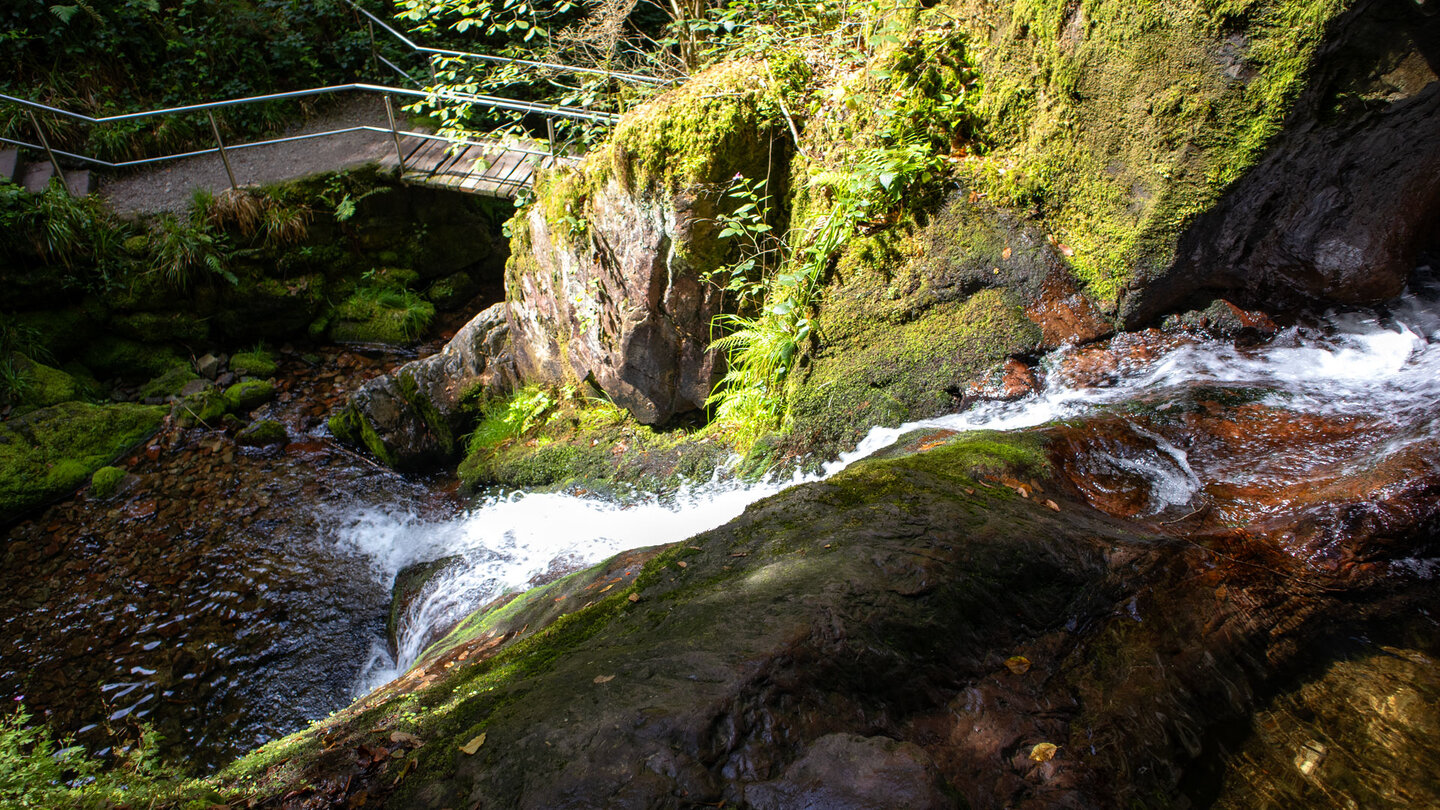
[342,285,1440,693]
[344,472,810,694]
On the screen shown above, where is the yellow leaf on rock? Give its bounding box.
[628,593,640,603]
[390,731,422,746]
[1045,499,1060,512]
[676,560,688,568]
[1029,742,1059,762]
[459,733,487,755]
[594,674,615,684]
[1004,656,1032,675]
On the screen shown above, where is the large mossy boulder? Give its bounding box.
[507,61,792,425]
[0,401,165,522]
[220,426,1440,808]
[944,0,1440,323]
[330,303,515,469]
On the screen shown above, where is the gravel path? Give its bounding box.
[100,92,402,215]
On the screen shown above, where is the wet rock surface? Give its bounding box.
[217,286,1440,809]
[330,303,515,469]
[1125,0,1440,324]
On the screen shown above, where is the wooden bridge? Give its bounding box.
[0,0,664,208]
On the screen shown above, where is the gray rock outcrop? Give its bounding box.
[329,302,515,468]
[506,178,726,425]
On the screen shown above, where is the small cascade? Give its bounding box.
[345,278,1440,692]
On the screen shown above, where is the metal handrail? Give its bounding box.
[0,82,616,126]
[0,84,586,195]
[340,0,669,86]
[0,1,648,193]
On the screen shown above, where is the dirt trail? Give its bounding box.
[100,92,401,215]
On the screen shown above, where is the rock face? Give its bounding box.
[506,61,788,426]
[1124,0,1440,323]
[507,181,725,425]
[329,303,515,469]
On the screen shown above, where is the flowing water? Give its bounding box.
[4,276,1439,783]
[359,276,1440,693]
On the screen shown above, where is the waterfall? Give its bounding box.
[339,281,1440,694]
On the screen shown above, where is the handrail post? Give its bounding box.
[207,111,239,190]
[384,95,407,176]
[26,111,67,191]
[546,117,555,157]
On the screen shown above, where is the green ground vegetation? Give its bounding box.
[457,385,735,491]
[0,401,165,522]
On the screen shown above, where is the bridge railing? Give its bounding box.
[1,1,668,193]
[0,81,610,193]
[338,0,669,89]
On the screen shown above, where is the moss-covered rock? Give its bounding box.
[457,388,732,492]
[215,273,326,342]
[174,389,229,427]
[137,365,200,400]
[0,401,165,521]
[329,286,435,345]
[236,418,288,447]
[89,465,126,498]
[13,358,83,410]
[789,287,1042,457]
[424,271,479,310]
[108,310,209,344]
[80,338,185,380]
[210,433,1139,807]
[229,348,278,378]
[224,379,276,412]
[12,307,105,359]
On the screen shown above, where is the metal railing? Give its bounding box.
[0,81,607,192]
[0,1,668,193]
[340,0,669,88]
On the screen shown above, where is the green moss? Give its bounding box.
[90,465,126,498]
[224,379,276,412]
[0,401,165,521]
[81,339,185,380]
[229,349,278,378]
[15,359,82,410]
[236,418,288,447]
[137,365,200,400]
[12,308,104,359]
[329,286,435,344]
[109,311,210,344]
[425,271,478,309]
[789,288,1041,456]
[597,59,790,192]
[174,389,229,427]
[327,406,399,467]
[954,0,1352,305]
[458,389,735,492]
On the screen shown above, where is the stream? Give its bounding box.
[3,274,1439,785]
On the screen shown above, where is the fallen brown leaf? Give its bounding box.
[1045,499,1060,512]
[1004,655,1032,675]
[459,732,487,755]
[1029,742,1059,762]
[627,593,640,602]
[594,674,615,684]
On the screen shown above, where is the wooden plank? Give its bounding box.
[430,143,472,179]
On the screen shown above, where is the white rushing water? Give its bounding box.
[339,283,1440,695]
